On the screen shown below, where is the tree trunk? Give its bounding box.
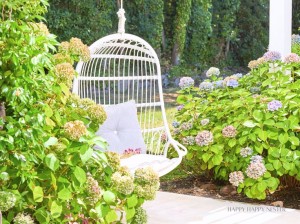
[172,42,180,65]
[215,39,226,64]
[162,29,166,53]
[225,39,230,59]
[0,102,6,130]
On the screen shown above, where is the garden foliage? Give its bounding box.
[292,33,300,56]
[45,0,280,67]
[174,49,300,200]
[0,0,158,223]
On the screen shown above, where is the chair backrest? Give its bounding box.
[73,33,171,156]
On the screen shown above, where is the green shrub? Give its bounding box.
[292,34,300,56]
[0,1,158,223]
[174,51,300,200]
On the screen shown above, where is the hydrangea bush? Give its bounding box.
[174,51,300,200]
[0,1,158,223]
[292,34,300,56]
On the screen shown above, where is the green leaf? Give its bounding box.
[33,186,44,202]
[288,115,299,129]
[73,166,86,185]
[105,210,118,223]
[257,182,267,192]
[266,177,278,188]
[100,204,110,218]
[44,137,58,148]
[244,178,255,187]
[280,148,290,157]
[58,188,72,201]
[77,198,87,209]
[35,209,50,224]
[127,194,138,208]
[265,163,274,171]
[263,171,272,178]
[58,176,70,184]
[273,160,282,170]
[44,104,53,117]
[0,172,9,181]
[238,136,247,145]
[186,152,193,160]
[103,191,116,204]
[228,139,236,148]
[243,120,256,128]
[289,136,300,146]
[177,95,188,104]
[125,207,136,220]
[269,148,280,158]
[254,144,263,154]
[253,110,263,121]
[51,172,57,190]
[278,133,289,144]
[283,162,291,170]
[210,145,223,154]
[211,154,223,165]
[258,130,267,141]
[202,153,212,163]
[93,204,102,218]
[60,83,70,95]
[45,153,59,171]
[263,119,275,126]
[80,146,93,164]
[51,201,62,218]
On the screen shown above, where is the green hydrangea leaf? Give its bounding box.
[44,137,58,148]
[127,194,138,208]
[45,153,60,171]
[253,110,263,121]
[243,120,257,128]
[33,186,44,202]
[257,181,267,192]
[125,207,136,220]
[35,209,50,224]
[202,153,212,163]
[103,191,116,204]
[289,136,299,146]
[51,201,62,218]
[105,210,118,223]
[73,166,86,185]
[80,146,93,164]
[58,188,72,201]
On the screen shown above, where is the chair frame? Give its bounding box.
[73,33,187,176]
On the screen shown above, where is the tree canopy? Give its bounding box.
[46,0,299,68]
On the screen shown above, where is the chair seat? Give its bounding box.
[120,154,182,177]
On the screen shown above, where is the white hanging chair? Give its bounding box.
[72,2,187,177]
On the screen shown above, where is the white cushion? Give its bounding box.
[121,154,181,177]
[96,100,147,154]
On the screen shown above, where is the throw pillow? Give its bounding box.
[96,100,147,154]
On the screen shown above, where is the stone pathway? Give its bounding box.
[144,192,300,224]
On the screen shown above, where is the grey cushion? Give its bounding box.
[96,100,147,154]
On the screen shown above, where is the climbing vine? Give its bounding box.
[184,0,212,66]
[293,0,300,33]
[46,0,271,68]
[172,0,192,64]
[209,0,241,64]
[46,0,117,45]
[125,0,164,51]
[232,0,269,65]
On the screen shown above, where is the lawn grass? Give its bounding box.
[151,87,178,127]
[158,88,192,181]
[138,87,191,181]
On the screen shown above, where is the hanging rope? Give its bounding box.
[117,0,126,34]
